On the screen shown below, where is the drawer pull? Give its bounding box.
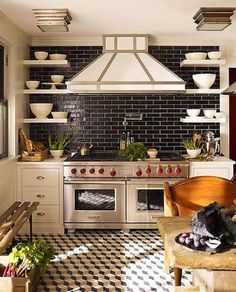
[36,176,45,180]
[151,215,158,219]
[88,215,101,219]
[36,212,45,216]
[36,194,45,198]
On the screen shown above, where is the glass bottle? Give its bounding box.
[126,131,131,147]
[119,132,126,150]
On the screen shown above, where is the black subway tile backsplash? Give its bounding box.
[29,45,220,154]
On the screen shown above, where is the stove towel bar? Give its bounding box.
[0,201,39,254]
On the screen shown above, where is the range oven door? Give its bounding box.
[126,179,178,223]
[64,180,125,223]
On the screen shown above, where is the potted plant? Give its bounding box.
[182,132,203,158]
[48,133,72,159]
[119,142,148,161]
[182,139,201,158]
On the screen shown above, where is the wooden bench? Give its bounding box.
[0,202,39,254]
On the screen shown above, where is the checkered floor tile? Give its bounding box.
[18,230,192,291]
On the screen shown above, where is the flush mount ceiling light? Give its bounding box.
[193,7,235,31]
[33,9,72,32]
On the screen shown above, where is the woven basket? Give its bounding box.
[21,149,48,162]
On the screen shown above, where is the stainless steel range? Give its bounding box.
[63,153,189,231]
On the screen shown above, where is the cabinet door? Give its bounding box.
[191,167,230,179]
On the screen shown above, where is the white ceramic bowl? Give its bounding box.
[192,73,216,89]
[214,112,224,118]
[34,51,48,60]
[208,51,221,60]
[147,149,158,158]
[51,112,68,119]
[51,75,64,83]
[49,54,67,60]
[30,103,53,119]
[186,109,201,117]
[50,149,64,159]
[185,52,207,60]
[203,109,217,118]
[187,148,201,158]
[25,80,40,90]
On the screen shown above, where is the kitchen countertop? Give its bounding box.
[187,156,235,164]
[17,156,68,165]
[16,155,235,165]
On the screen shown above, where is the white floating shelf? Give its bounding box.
[180,59,225,67]
[180,117,226,123]
[21,119,67,123]
[23,60,70,67]
[185,89,222,94]
[23,89,68,94]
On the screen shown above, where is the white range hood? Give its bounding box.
[66,34,186,93]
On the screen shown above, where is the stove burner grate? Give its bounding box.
[65,152,185,162]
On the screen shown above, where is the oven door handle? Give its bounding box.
[64,180,126,184]
[127,178,181,184]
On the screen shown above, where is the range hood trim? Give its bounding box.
[66,34,186,92]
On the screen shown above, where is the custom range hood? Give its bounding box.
[66,34,186,93]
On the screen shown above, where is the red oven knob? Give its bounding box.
[166,167,173,174]
[71,168,77,175]
[136,169,142,176]
[157,167,163,174]
[89,168,95,174]
[175,167,182,174]
[80,168,86,174]
[98,168,104,174]
[110,169,116,177]
[146,167,151,175]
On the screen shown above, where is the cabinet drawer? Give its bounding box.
[191,167,230,179]
[22,187,59,204]
[33,205,59,223]
[22,169,59,186]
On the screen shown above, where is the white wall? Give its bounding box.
[0,12,30,211]
[0,159,16,213]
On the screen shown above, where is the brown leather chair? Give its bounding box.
[164,175,236,286]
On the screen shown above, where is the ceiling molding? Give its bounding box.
[31,35,229,47]
[31,36,102,46]
[149,36,227,46]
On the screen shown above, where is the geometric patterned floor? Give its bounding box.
[19,230,192,292]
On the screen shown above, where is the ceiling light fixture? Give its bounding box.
[193,7,235,31]
[33,9,72,32]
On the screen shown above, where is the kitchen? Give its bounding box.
[0,0,236,291]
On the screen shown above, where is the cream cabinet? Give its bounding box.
[17,162,64,234]
[189,157,235,179]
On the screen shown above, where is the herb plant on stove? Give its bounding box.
[119,142,148,161]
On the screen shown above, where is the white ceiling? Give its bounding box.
[1,0,236,40]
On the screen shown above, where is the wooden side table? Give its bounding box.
[157,217,236,292]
